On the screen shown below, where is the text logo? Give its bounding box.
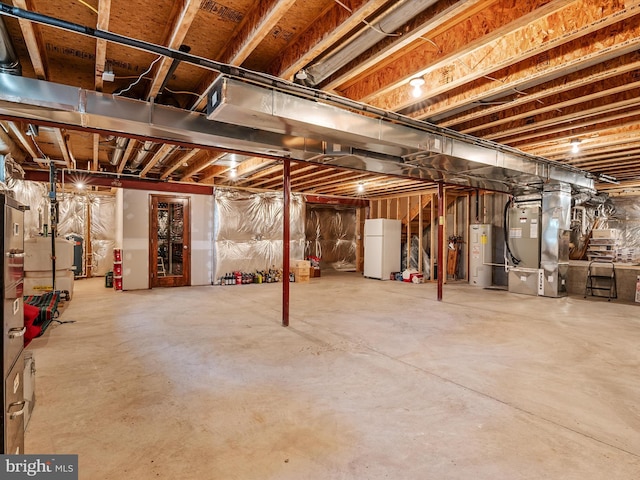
[1,455,78,479]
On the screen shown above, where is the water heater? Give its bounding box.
[469,224,492,287]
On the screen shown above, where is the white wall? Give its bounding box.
[121,189,214,290]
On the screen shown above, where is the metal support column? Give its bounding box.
[282,159,291,327]
[437,181,444,301]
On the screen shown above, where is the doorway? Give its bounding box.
[149,195,191,287]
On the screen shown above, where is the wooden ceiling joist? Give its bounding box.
[374,0,639,116]
[12,0,47,80]
[180,152,224,180]
[147,0,201,99]
[1,0,639,195]
[271,0,391,81]
[345,0,581,107]
[94,0,111,92]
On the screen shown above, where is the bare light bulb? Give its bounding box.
[409,77,425,99]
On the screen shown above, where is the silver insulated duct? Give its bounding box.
[305,0,438,86]
[0,16,20,76]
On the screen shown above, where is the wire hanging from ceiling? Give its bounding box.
[114,56,162,97]
[333,0,402,37]
[77,0,98,15]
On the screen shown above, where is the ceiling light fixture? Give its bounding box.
[357,182,365,193]
[409,77,425,98]
[229,168,237,179]
[295,69,308,80]
[570,139,581,154]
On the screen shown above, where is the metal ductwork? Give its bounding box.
[207,77,595,192]
[130,141,155,169]
[0,73,596,193]
[110,136,129,165]
[0,3,596,192]
[0,16,20,76]
[305,0,438,86]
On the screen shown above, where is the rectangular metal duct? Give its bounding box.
[206,77,594,192]
[0,73,594,193]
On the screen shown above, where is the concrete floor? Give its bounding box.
[25,272,640,479]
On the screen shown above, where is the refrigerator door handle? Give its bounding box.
[8,401,26,419]
[8,327,27,338]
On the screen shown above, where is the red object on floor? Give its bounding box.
[24,303,41,347]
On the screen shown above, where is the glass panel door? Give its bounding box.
[150,195,190,287]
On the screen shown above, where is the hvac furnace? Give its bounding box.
[506,183,571,297]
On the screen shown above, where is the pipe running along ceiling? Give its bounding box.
[0,1,599,194]
[0,72,594,193]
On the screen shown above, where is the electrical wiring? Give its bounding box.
[334,0,401,37]
[114,56,162,97]
[419,37,442,53]
[77,0,98,14]
[164,87,201,97]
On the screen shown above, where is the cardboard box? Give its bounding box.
[293,267,310,283]
[311,267,321,278]
[591,229,620,239]
[295,260,311,269]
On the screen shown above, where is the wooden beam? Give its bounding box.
[440,51,640,129]
[147,0,201,99]
[0,123,26,162]
[92,133,99,171]
[519,123,640,156]
[323,0,488,91]
[94,0,111,92]
[402,194,432,225]
[269,0,391,81]
[12,0,47,79]
[192,0,297,110]
[140,144,177,177]
[198,165,229,183]
[53,129,73,169]
[117,139,137,174]
[160,148,201,180]
[236,157,278,177]
[467,75,640,139]
[351,0,636,113]
[24,169,214,195]
[489,99,640,146]
[255,164,324,189]
[180,152,224,180]
[406,196,410,267]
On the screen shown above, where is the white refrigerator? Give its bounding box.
[364,218,402,280]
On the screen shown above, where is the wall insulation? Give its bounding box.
[590,196,640,264]
[305,205,357,271]
[11,180,116,276]
[213,189,305,283]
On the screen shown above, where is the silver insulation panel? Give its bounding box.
[11,180,116,276]
[305,205,357,271]
[213,189,306,283]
